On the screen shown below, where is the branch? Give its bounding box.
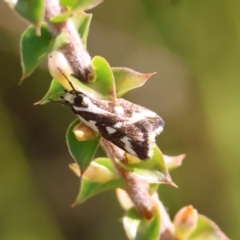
[44,0,93,81]
[44,0,171,233]
[100,140,175,239]
[101,138,156,219]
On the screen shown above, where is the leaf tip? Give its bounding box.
[148,72,157,78]
[71,202,78,208]
[19,76,25,85]
[166,178,178,188]
[164,153,186,170]
[33,101,41,105]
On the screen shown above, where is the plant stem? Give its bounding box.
[101,138,156,219]
[44,0,93,81]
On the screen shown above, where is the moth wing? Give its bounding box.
[96,117,156,160]
[128,119,157,159]
[117,98,165,134]
[68,95,164,160]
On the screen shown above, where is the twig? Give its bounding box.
[44,0,93,81]
[101,138,156,219]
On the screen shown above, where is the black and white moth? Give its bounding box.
[61,83,164,160]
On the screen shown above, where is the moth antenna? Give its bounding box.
[57,67,78,95]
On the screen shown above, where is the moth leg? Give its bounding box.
[48,98,68,106]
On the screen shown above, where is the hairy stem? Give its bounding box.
[44,0,93,81]
[101,138,156,219]
[101,140,175,239]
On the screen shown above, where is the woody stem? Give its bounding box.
[44,0,93,81]
[101,138,156,219]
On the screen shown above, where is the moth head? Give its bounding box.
[64,91,87,107]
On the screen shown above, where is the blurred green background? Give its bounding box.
[0,0,239,239]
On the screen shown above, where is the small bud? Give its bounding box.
[69,162,118,183]
[73,122,96,141]
[48,51,73,90]
[174,205,198,239]
[116,188,134,211]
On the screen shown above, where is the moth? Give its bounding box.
[59,76,164,160]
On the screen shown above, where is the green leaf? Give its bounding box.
[35,79,63,105]
[189,215,229,240]
[52,33,70,50]
[6,0,45,30]
[69,56,116,100]
[75,178,124,204]
[149,184,160,195]
[94,157,117,173]
[66,119,100,174]
[74,159,124,204]
[123,207,161,240]
[20,23,70,82]
[51,12,72,23]
[60,0,103,11]
[91,56,116,100]
[119,146,175,185]
[65,74,102,98]
[20,23,52,81]
[113,68,155,97]
[73,10,92,49]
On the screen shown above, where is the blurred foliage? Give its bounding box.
[0,87,63,240]
[141,1,240,239]
[0,0,239,239]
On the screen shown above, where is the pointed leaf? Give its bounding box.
[149,184,160,195]
[73,159,124,204]
[73,10,92,49]
[94,157,117,173]
[35,79,63,105]
[6,0,45,30]
[113,67,155,97]
[67,56,116,100]
[52,33,70,50]
[66,119,100,173]
[123,207,161,240]
[119,146,175,185]
[20,23,52,81]
[51,11,72,23]
[91,56,116,100]
[164,154,186,171]
[189,215,230,240]
[60,0,103,11]
[21,25,69,82]
[75,178,124,204]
